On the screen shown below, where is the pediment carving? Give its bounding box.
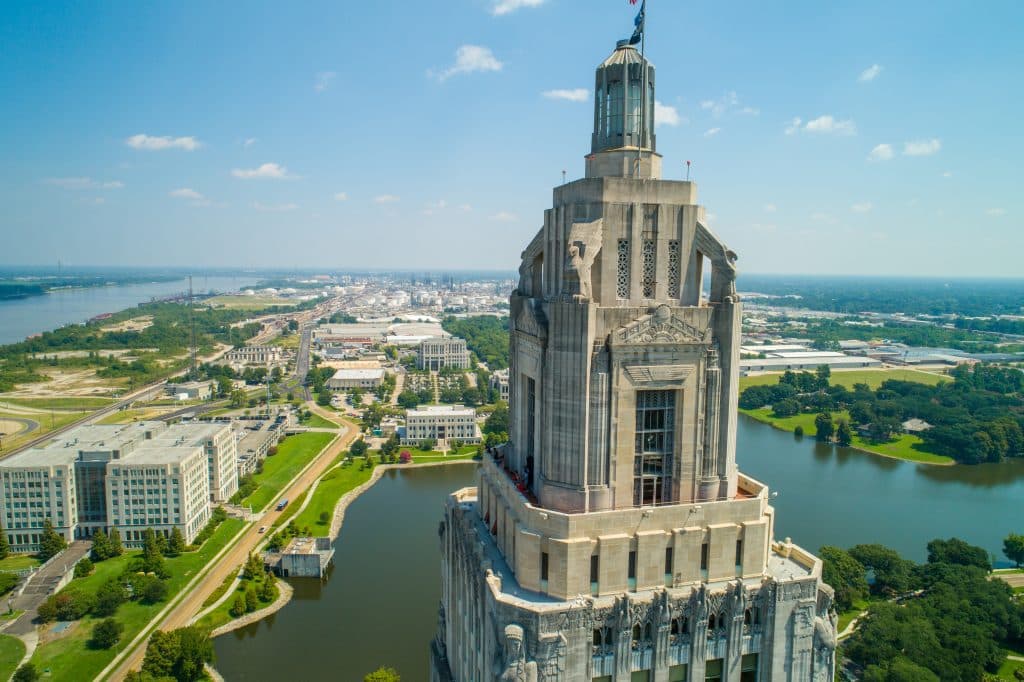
[514,301,547,340]
[623,365,693,385]
[613,305,711,346]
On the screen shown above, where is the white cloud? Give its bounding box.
[333,192,348,201]
[763,203,777,213]
[490,211,517,222]
[740,106,760,116]
[810,212,837,224]
[784,117,802,136]
[434,45,503,81]
[703,127,721,138]
[243,138,257,147]
[314,71,336,92]
[169,188,203,200]
[542,88,588,102]
[903,138,941,156]
[867,143,894,162]
[858,64,883,82]
[804,115,856,135]
[491,0,544,15]
[700,91,739,117]
[851,202,873,213]
[45,177,123,190]
[459,204,473,212]
[942,171,953,178]
[231,162,294,180]
[655,101,683,127]
[986,208,1007,217]
[374,194,400,204]
[253,201,298,212]
[126,134,201,151]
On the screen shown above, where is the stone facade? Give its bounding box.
[419,336,470,371]
[403,405,482,447]
[432,38,836,682]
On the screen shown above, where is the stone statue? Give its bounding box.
[498,624,538,682]
[562,219,603,301]
[812,610,838,681]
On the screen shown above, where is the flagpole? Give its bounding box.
[637,0,647,177]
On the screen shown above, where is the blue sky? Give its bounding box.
[1,0,1021,276]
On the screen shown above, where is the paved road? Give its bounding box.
[7,541,92,636]
[107,410,357,680]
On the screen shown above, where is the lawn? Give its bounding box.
[30,518,244,681]
[0,396,115,410]
[997,655,1024,680]
[0,409,89,454]
[240,431,335,512]
[0,634,25,681]
[837,597,871,633]
[739,367,948,392]
[291,463,374,536]
[270,334,301,350]
[300,412,338,429]
[0,554,41,572]
[740,407,954,465]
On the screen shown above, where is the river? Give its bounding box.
[0,275,257,345]
[212,419,1024,681]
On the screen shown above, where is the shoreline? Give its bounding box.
[739,412,956,467]
[209,458,478,641]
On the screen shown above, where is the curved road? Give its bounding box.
[106,406,357,680]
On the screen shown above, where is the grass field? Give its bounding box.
[291,463,374,536]
[740,407,954,465]
[30,518,244,681]
[0,396,115,410]
[96,407,178,425]
[997,655,1024,680]
[193,573,278,633]
[299,412,338,429]
[0,409,89,454]
[0,554,41,572]
[0,634,26,681]
[739,367,948,392]
[270,334,300,350]
[240,431,335,512]
[837,597,871,633]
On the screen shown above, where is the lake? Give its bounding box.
[212,418,1024,681]
[0,275,257,345]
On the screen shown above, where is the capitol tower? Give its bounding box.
[432,28,837,682]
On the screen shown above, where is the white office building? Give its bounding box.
[402,405,481,447]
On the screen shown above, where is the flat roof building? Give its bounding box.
[417,337,469,371]
[0,420,236,551]
[402,404,480,446]
[326,368,385,390]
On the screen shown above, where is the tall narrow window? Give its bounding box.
[634,390,676,506]
[665,546,674,583]
[617,239,631,299]
[641,238,656,298]
[540,551,549,587]
[626,78,642,142]
[700,541,709,572]
[667,240,681,298]
[590,554,600,584]
[628,550,637,591]
[735,538,744,574]
[608,80,624,136]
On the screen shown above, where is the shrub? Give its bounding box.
[38,588,95,622]
[90,618,124,649]
[793,425,804,438]
[0,572,18,596]
[399,450,412,464]
[74,557,94,579]
[94,578,128,617]
[12,663,39,682]
[229,594,246,618]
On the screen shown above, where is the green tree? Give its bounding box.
[1004,533,1024,567]
[90,529,111,561]
[12,663,39,682]
[771,398,800,418]
[793,425,804,438]
[259,575,276,602]
[243,552,263,580]
[94,578,128,616]
[318,511,330,525]
[316,390,333,407]
[849,544,916,596]
[109,527,124,557]
[349,438,368,458]
[167,527,186,556]
[74,556,94,578]
[926,537,990,570]
[90,618,124,649]
[836,419,853,446]
[364,667,401,682]
[141,627,213,682]
[815,364,831,389]
[862,658,940,682]
[38,517,67,561]
[819,546,869,611]
[483,401,509,435]
[245,585,258,613]
[0,524,10,560]
[141,528,168,578]
[229,594,246,618]
[230,388,247,408]
[139,578,168,604]
[814,413,834,442]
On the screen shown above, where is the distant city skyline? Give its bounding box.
[1,1,1021,276]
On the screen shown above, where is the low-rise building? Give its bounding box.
[267,536,334,578]
[165,380,213,401]
[0,420,237,550]
[235,421,281,479]
[417,336,469,371]
[488,368,509,402]
[326,368,385,390]
[401,405,480,446]
[223,345,287,367]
